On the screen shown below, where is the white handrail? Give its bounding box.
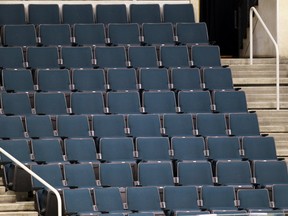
[250,6,280,110]
[0,148,62,216]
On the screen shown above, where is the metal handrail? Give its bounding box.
[0,148,62,216]
[250,6,280,110]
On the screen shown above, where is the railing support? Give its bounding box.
[0,148,62,216]
[250,6,280,110]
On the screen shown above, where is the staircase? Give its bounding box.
[0,177,37,216]
[222,58,288,158]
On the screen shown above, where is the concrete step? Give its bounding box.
[0,202,35,212]
[222,58,288,65]
[0,195,16,203]
[267,133,288,157]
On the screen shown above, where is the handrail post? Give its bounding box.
[0,148,62,216]
[249,6,280,110]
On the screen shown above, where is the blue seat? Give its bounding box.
[202,67,234,90]
[229,113,260,136]
[163,186,201,216]
[94,187,131,214]
[63,188,99,215]
[95,46,128,68]
[61,46,95,69]
[70,92,105,115]
[96,4,128,24]
[39,24,72,46]
[127,114,162,137]
[129,4,161,24]
[215,160,253,188]
[139,68,171,91]
[64,138,99,164]
[171,137,207,161]
[160,45,191,68]
[73,23,106,46]
[206,137,242,161]
[31,138,66,164]
[106,91,141,114]
[136,137,171,162]
[142,23,175,46]
[178,91,212,113]
[163,4,195,24]
[62,4,94,24]
[1,92,33,116]
[213,90,248,113]
[57,115,92,138]
[25,115,56,139]
[162,114,195,137]
[99,137,135,163]
[142,91,178,114]
[99,163,135,188]
[2,69,35,93]
[177,161,214,186]
[26,46,60,69]
[138,161,175,187]
[0,115,28,139]
[72,68,106,92]
[2,24,37,47]
[176,22,209,45]
[272,184,288,211]
[191,45,222,68]
[64,163,98,188]
[128,46,159,68]
[28,4,60,25]
[36,69,72,92]
[196,113,228,136]
[92,114,127,138]
[0,4,25,25]
[170,68,202,91]
[127,187,164,215]
[0,47,25,69]
[108,23,141,46]
[106,68,138,91]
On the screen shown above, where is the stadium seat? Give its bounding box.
[136,137,171,162]
[129,4,161,24]
[177,161,214,186]
[64,138,99,164]
[163,4,195,24]
[139,68,171,91]
[191,45,222,68]
[72,68,106,92]
[162,113,195,137]
[215,160,253,188]
[34,92,69,115]
[31,138,66,164]
[0,115,28,139]
[176,22,209,45]
[96,4,128,24]
[92,114,127,138]
[73,23,106,46]
[0,47,25,69]
[70,92,105,115]
[99,163,135,188]
[206,137,242,161]
[106,68,138,91]
[178,90,212,113]
[171,137,207,161]
[195,113,228,136]
[108,23,141,46]
[272,184,288,211]
[36,69,72,92]
[99,137,135,163]
[56,115,92,138]
[25,115,56,139]
[229,113,260,136]
[127,114,162,137]
[28,4,60,25]
[202,67,234,90]
[0,4,26,25]
[95,46,128,68]
[2,69,35,93]
[1,92,33,115]
[26,46,60,69]
[170,68,202,91]
[160,45,191,68]
[2,24,37,47]
[128,46,159,68]
[38,24,72,46]
[61,46,96,69]
[142,23,175,46]
[62,4,94,24]
[138,161,175,187]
